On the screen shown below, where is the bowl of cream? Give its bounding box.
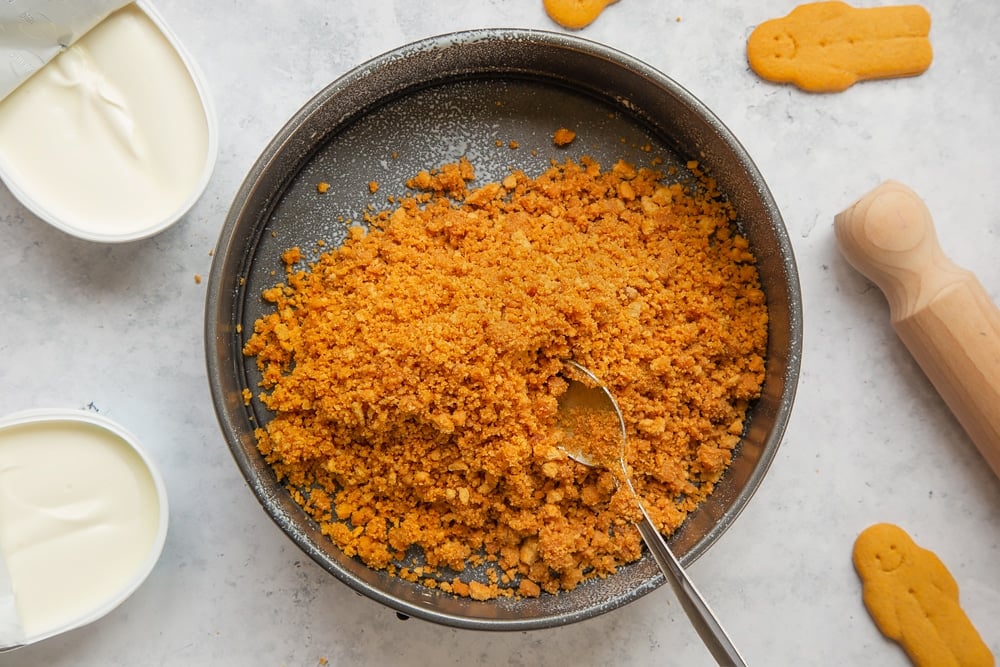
[0,409,168,650]
[0,1,217,242]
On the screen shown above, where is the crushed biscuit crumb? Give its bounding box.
[244,156,767,600]
[553,127,577,146]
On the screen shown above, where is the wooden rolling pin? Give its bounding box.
[835,181,1000,480]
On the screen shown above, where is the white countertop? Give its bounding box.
[1,1,998,665]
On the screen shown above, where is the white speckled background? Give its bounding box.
[1,1,998,665]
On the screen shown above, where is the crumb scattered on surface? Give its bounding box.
[317,182,330,194]
[553,127,576,147]
[194,274,202,284]
[244,155,768,599]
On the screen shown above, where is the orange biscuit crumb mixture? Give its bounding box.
[553,127,577,147]
[243,156,768,599]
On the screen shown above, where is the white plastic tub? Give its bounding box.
[0,1,217,242]
[0,409,169,650]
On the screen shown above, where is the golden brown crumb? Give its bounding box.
[244,156,767,600]
[368,181,379,194]
[517,578,542,598]
[553,127,576,147]
[508,140,519,149]
[194,274,202,284]
[317,182,330,194]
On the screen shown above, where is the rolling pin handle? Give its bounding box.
[835,181,1000,480]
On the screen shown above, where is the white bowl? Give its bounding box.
[0,409,169,650]
[0,1,217,242]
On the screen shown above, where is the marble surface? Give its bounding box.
[1,1,998,665]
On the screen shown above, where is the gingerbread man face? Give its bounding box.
[854,524,906,573]
[745,22,798,80]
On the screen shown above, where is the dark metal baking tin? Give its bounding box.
[205,29,802,631]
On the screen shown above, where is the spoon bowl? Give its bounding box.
[557,360,747,667]
[555,361,628,472]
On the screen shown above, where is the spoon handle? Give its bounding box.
[835,181,1000,479]
[636,509,747,667]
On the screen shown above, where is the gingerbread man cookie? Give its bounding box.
[853,523,994,667]
[543,0,617,30]
[747,2,932,92]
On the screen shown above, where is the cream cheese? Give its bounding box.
[0,412,166,645]
[0,3,215,241]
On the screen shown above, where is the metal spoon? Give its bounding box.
[557,360,747,667]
